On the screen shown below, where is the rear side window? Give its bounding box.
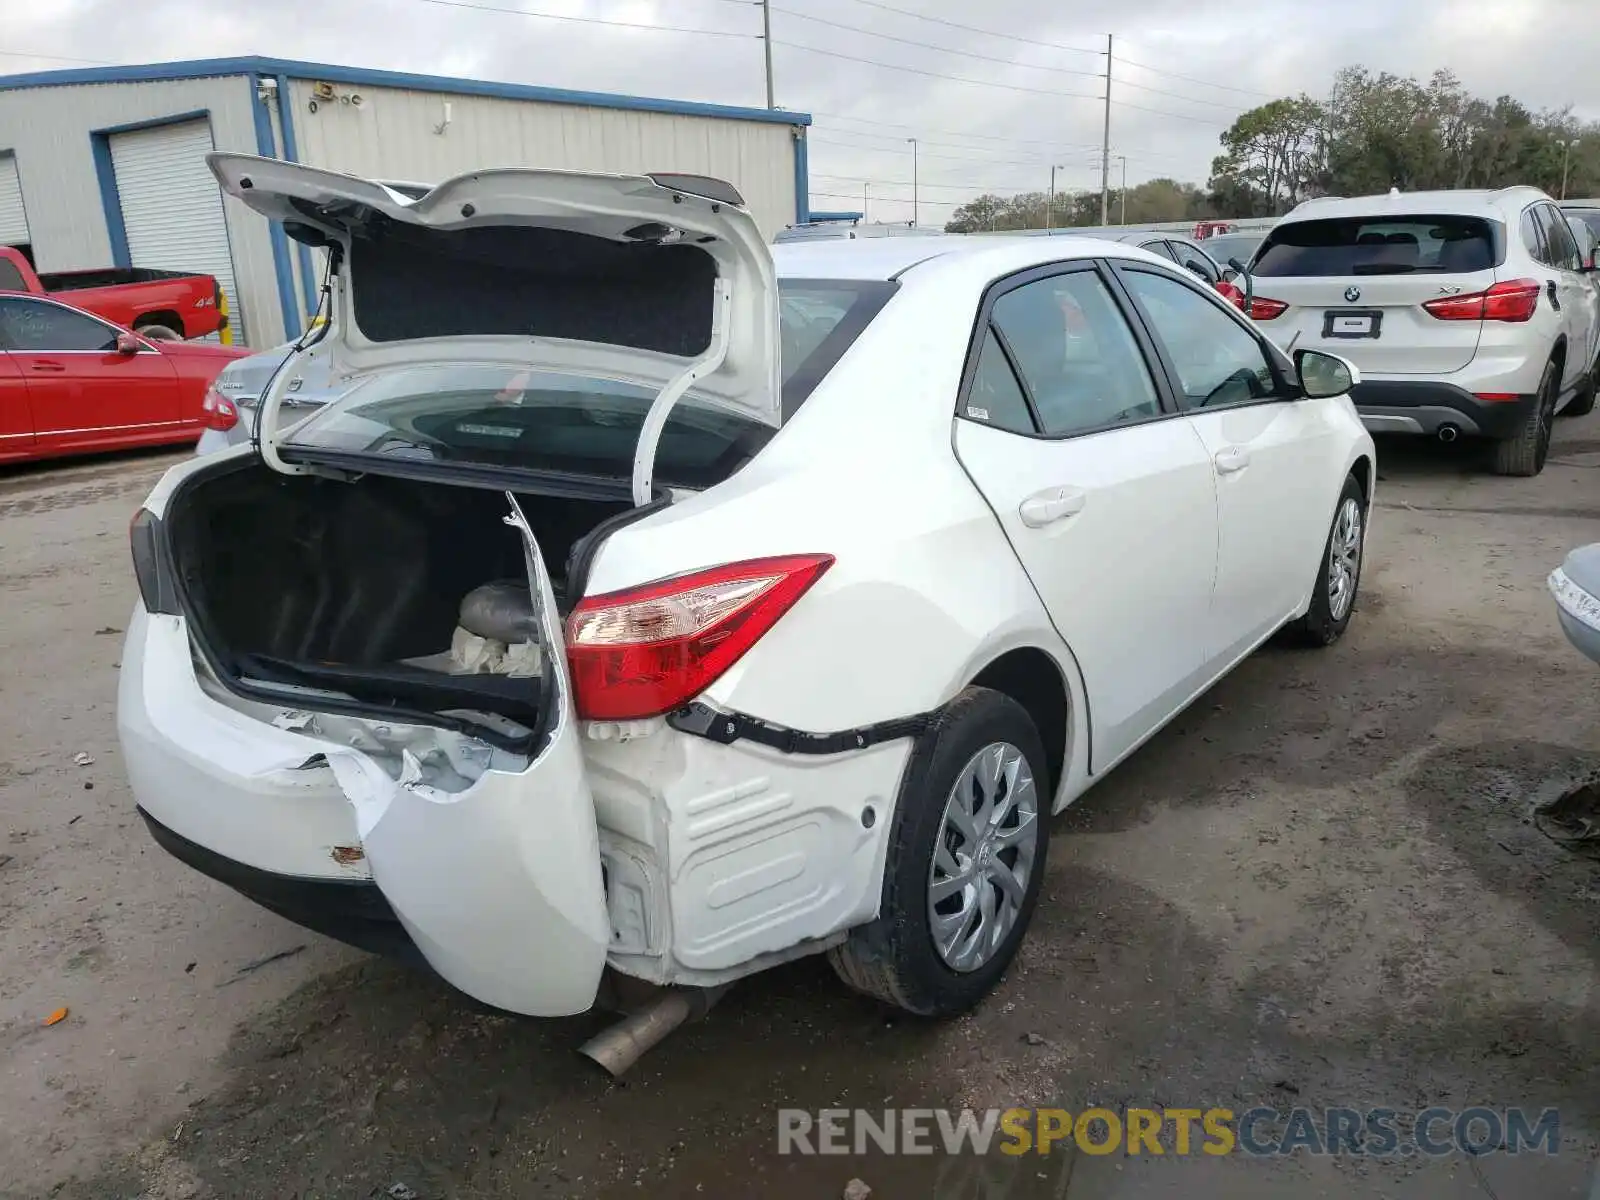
[989,270,1161,436]
[0,257,24,291]
[1253,215,1502,276]
[778,279,897,416]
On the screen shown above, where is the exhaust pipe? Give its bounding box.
[579,984,729,1078]
[1437,424,1460,444]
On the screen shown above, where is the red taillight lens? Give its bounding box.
[200,386,238,431]
[1246,295,1288,320]
[565,554,835,720]
[1215,280,1246,310]
[1422,278,1541,323]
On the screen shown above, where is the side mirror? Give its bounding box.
[114,331,141,356]
[1296,348,1360,399]
[1184,261,1209,281]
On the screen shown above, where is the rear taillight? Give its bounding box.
[1215,280,1246,311]
[1246,295,1288,320]
[565,554,834,720]
[201,385,239,431]
[1423,278,1541,323]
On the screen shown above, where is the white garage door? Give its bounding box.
[110,119,242,342]
[0,154,28,248]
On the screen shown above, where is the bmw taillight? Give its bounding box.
[200,385,239,431]
[1246,295,1288,320]
[1422,278,1542,323]
[1215,280,1246,311]
[565,554,834,720]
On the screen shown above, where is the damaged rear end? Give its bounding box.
[119,156,788,1017]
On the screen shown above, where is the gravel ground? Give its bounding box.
[2,424,1598,1199]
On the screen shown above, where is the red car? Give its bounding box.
[0,246,231,343]
[0,293,250,464]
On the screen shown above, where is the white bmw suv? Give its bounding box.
[1242,187,1600,475]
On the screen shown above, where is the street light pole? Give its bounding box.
[863,181,869,223]
[907,137,919,226]
[1048,165,1058,230]
[1099,33,1113,225]
[1118,155,1128,224]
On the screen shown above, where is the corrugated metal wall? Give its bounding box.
[285,79,799,238]
[0,76,287,346]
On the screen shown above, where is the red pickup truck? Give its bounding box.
[0,246,230,343]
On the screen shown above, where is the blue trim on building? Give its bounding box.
[792,129,809,226]
[248,74,303,341]
[274,74,319,321]
[0,57,811,127]
[84,113,218,267]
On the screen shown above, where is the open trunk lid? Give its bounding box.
[1247,212,1503,375]
[208,154,780,499]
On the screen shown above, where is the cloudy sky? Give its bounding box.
[5,0,1596,223]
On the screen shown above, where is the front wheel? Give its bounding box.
[829,687,1050,1017]
[1288,473,1366,648]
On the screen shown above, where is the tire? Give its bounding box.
[1564,360,1597,418]
[828,687,1051,1017]
[134,323,183,342]
[1492,359,1558,476]
[1287,473,1366,648]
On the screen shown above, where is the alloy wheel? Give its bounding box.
[928,742,1040,973]
[1327,496,1364,622]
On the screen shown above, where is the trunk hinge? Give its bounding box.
[257,245,344,479]
[668,700,937,756]
[630,279,733,507]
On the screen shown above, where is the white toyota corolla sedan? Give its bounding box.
[119,156,1374,1036]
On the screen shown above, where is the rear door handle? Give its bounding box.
[1019,486,1086,528]
[1548,279,1561,311]
[1213,446,1251,474]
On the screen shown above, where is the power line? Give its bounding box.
[1111,74,1248,113]
[416,0,756,39]
[811,131,1097,171]
[775,39,1100,101]
[0,47,115,65]
[771,6,1103,81]
[832,0,1103,58]
[811,188,967,208]
[1113,49,1277,99]
[812,172,1080,193]
[1111,97,1233,126]
[809,110,1198,165]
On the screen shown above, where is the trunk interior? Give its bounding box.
[167,461,632,745]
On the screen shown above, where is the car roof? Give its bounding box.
[772,233,1152,281]
[1280,187,1549,223]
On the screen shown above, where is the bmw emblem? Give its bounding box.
[1344,285,1362,303]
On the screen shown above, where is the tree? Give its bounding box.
[1209,96,1327,215]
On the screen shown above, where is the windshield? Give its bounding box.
[282,279,896,486]
[1253,215,1502,276]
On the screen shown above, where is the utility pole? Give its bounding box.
[863,181,869,222]
[1099,33,1113,225]
[761,0,774,109]
[1560,138,1580,200]
[1048,164,1066,230]
[908,137,919,226]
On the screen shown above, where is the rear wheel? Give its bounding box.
[828,687,1050,1016]
[1492,360,1558,476]
[1287,473,1365,648]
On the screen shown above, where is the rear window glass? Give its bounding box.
[284,279,895,487]
[1253,216,1502,276]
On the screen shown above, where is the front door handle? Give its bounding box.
[1213,446,1251,474]
[29,361,65,373]
[1019,486,1086,528]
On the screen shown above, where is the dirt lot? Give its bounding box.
[2,426,1599,1199]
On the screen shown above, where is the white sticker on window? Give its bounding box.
[967,406,991,420]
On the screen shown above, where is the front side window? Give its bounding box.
[1120,269,1280,410]
[1169,241,1220,284]
[990,270,1161,436]
[0,298,119,352]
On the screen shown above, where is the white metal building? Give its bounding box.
[0,57,812,347]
